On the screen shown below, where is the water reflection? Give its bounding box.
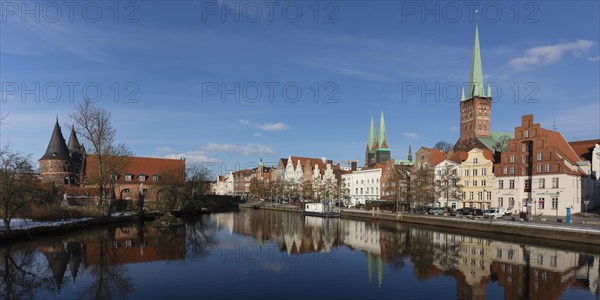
[0,210,597,299]
[214,209,600,299]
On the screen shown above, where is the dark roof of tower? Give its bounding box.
[67,126,82,153]
[40,119,71,161]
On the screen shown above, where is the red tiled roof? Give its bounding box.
[289,156,328,171]
[429,149,447,165]
[568,139,600,161]
[482,149,494,161]
[84,156,185,182]
[541,129,582,164]
[448,151,468,164]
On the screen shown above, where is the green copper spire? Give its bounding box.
[460,87,465,102]
[486,83,492,97]
[468,23,485,99]
[367,116,377,150]
[378,111,387,148]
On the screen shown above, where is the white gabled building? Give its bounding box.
[342,168,382,208]
[434,159,461,209]
[214,172,234,195]
[494,115,598,217]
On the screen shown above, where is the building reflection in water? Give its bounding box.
[28,223,187,299]
[213,209,600,299]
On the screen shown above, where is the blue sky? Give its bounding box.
[1,1,599,176]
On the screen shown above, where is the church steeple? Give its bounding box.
[408,145,412,162]
[67,126,81,153]
[467,22,485,99]
[368,116,377,151]
[377,111,388,149]
[365,116,378,166]
[40,118,71,161]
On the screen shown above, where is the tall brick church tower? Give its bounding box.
[455,23,493,152]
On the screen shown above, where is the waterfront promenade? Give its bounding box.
[241,203,600,247]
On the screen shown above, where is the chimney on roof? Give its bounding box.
[321,157,326,163]
[351,161,357,171]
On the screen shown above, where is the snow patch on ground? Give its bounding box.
[0,218,92,231]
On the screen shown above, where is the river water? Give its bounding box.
[1,208,598,299]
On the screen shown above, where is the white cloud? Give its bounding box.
[254,133,262,137]
[203,143,275,156]
[239,119,250,126]
[256,122,289,132]
[403,132,419,140]
[589,56,600,62]
[510,40,594,70]
[157,146,176,153]
[333,67,392,82]
[164,150,219,164]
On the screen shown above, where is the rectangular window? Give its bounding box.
[498,197,504,207]
[537,152,543,161]
[538,198,545,209]
[477,192,482,201]
[464,170,469,177]
[539,178,545,189]
[503,167,508,175]
[499,180,504,189]
[509,197,515,208]
[473,158,478,164]
[473,180,477,187]
[524,130,529,138]
[524,179,531,189]
[482,180,486,187]
[551,198,558,210]
[464,181,469,187]
[545,164,551,172]
[125,174,132,181]
[139,175,146,182]
[510,155,515,163]
[552,177,559,188]
[510,167,515,174]
[481,168,486,176]
[469,192,474,200]
[537,165,542,173]
[487,192,492,201]
[153,175,159,182]
[473,169,478,176]
[509,180,515,189]
[508,249,514,261]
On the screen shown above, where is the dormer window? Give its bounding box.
[125,174,133,181]
[139,174,146,182]
[110,174,118,180]
[153,175,159,182]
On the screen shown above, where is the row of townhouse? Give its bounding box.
[428,115,599,216]
[214,156,343,200]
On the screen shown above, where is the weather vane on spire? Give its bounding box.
[475,9,479,23]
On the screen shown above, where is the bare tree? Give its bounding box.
[434,164,463,209]
[0,147,37,231]
[156,167,185,212]
[410,166,436,209]
[383,167,410,212]
[433,141,454,152]
[70,99,131,216]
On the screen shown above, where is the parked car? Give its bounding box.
[428,207,446,215]
[484,208,502,219]
[471,209,484,217]
[454,207,472,216]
